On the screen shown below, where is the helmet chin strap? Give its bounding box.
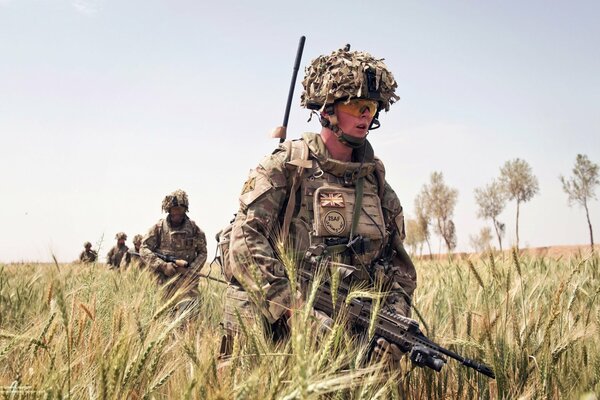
[320,107,368,149]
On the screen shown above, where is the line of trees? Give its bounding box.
[404,154,599,255]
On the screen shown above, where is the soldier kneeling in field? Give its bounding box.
[140,190,208,302]
[120,234,145,269]
[106,232,128,269]
[79,241,97,263]
[219,46,416,362]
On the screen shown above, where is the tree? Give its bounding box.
[421,172,458,253]
[560,154,599,252]
[499,158,539,249]
[469,226,493,253]
[404,218,426,256]
[474,179,507,251]
[414,192,432,256]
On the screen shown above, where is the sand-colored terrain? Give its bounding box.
[415,244,598,261]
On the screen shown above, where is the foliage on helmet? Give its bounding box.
[301,47,399,112]
[162,189,189,213]
[133,234,143,245]
[83,241,92,247]
[115,232,127,240]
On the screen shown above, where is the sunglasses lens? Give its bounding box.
[337,99,378,118]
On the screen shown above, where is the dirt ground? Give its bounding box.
[415,244,598,261]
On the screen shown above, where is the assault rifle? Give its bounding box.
[299,267,496,379]
[129,251,188,268]
[153,251,189,268]
[132,251,228,284]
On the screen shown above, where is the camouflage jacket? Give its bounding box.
[79,249,97,263]
[106,244,129,267]
[227,132,417,324]
[140,215,207,279]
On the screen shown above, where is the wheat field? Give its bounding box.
[0,251,598,399]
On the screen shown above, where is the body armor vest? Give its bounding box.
[156,218,200,264]
[108,245,128,267]
[286,142,388,278]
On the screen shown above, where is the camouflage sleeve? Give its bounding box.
[140,224,166,272]
[380,179,417,317]
[119,251,131,269]
[79,251,85,262]
[190,226,207,270]
[106,247,115,265]
[229,148,292,324]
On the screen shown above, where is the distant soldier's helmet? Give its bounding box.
[84,241,92,248]
[162,189,189,213]
[133,234,143,245]
[115,232,127,240]
[300,46,399,113]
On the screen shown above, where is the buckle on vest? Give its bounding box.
[304,243,327,264]
[346,235,371,255]
[342,169,358,186]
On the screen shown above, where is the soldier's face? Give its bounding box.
[169,206,186,225]
[334,102,374,139]
[117,239,125,246]
[85,245,91,250]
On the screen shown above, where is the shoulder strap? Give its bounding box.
[281,140,310,244]
[349,177,364,240]
[374,157,386,199]
[189,219,200,235]
[153,220,163,247]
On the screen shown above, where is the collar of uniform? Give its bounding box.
[301,132,376,180]
[166,214,189,228]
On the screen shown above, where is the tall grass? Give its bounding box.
[0,252,598,399]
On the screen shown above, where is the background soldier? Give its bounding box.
[106,232,128,269]
[140,190,207,300]
[79,241,97,263]
[120,234,144,269]
[221,46,416,361]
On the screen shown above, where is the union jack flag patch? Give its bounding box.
[319,192,345,208]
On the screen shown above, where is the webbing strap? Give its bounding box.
[281,140,310,245]
[349,177,364,240]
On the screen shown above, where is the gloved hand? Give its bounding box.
[173,259,188,268]
[173,259,189,275]
[371,337,404,364]
[161,262,178,277]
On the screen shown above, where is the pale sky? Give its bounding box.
[1,0,599,262]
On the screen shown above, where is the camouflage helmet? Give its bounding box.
[83,241,92,248]
[133,234,143,245]
[115,232,127,240]
[162,189,189,213]
[301,46,399,112]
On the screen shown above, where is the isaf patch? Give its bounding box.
[323,210,346,235]
[241,177,256,195]
[319,192,345,208]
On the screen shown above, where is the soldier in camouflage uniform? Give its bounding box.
[221,46,417,361]
[106,232,128,269]
[140,190,208,299]
[120,234,145,269]
[79,241,97,263]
